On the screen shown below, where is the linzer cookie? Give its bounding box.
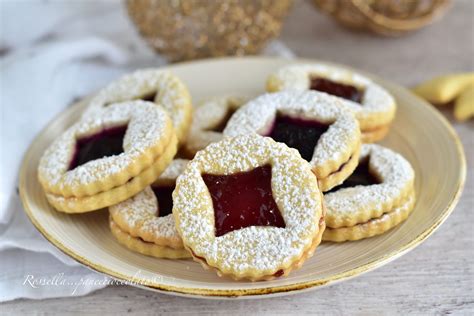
[224,91,361,192]
[84,68,192,144]
[183,96,247,157]
[266,64,396,143]
[38,101,177,213]
[173,134,325,281]
[323,144,415,242]
[109,159,190,259]
[109,220,189,259]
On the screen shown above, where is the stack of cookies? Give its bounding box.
[38,64,415,281]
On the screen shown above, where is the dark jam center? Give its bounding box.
[327,159,380,193]
[208,107,237,133]
[202,165,285,237]
[310,77,363,103]
[139,92,156,102]
[68,125,127,170]
[267,115,329,162]
[104,92,156,107]
[152,185,175,217]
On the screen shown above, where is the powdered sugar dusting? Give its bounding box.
[173,134,322,275]
[194,96,247,130]
[184,96,248,155]
[223,91,360,174]
[110,187,180,241]
[38,101,170,192]
[109,159,189,244]
[325,144,415,227]
[155,158,188,185]
[83,68,191,140]
[268,64,396,127]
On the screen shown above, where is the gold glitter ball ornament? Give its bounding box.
[127,0,293,62]
[313,0,451,36]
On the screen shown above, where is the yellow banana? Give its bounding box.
[412,73,474,104]
[454,84,474,122]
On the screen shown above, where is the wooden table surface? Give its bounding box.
[3,0,473,314]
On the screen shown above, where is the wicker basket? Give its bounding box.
[313,0,451,36]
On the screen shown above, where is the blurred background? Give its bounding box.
[1,0,470,82]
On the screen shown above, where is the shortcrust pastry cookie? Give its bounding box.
[173,134,325,281]
[84,68,192,144]
[323,193,415,242]
[183,96,247,157]
[109,159,191,259]
[39,101,177,213]
[109,220,189,259]
[223,91,361,192]
[323,144,416,242]
[266,64,396,143]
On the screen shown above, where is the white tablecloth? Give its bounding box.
[0,0,294,302]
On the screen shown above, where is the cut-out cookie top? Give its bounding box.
[184,96,247,156]
[68,125,127,170]
[38,100,174,198]
[83,68,192,143]
[223,91,360,178]
[266,64,396,129]
[325,144,415,228]
[173,134,323,278]
[309,77,363,103]
[202,164,286,237]
[266,115,330,162]
[327,158,380,193]
[109,159,189,248]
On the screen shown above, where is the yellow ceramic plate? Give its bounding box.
[20,57,466,299]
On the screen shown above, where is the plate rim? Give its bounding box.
[19,56,467,298]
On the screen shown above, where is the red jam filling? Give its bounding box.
[152,185,175,217]
[310,77,363,103]
[208,108,237,133]
[68,125,127,170]
[202,165,285,237]
[139,92,156,102]
[267,115,329,162]
[327,159,380,193]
